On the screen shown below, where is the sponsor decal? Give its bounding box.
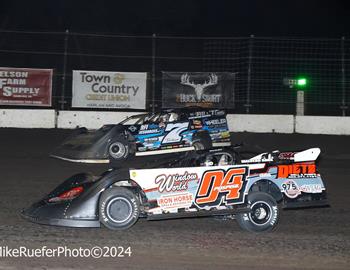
[277,163,316,179]
[192,119,203,129]
[128,126,137,132]
[205,118,227,126]
[259,173,272,178]
[195,167,248,208]
[157,192,194,210]
[72,70,146,109]
[140,124,157,130]
[138,129,159,135]
[144,137,159,143]
[0,67,52,106]
[221,131,231,138]
[189,110,225,118]
[299,184,323,193]
[155,171,199,193]
[282,180,301,198]
[138,124,160,135]
[278,152,295,160]
[282,181,323,198]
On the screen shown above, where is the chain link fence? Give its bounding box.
[0,30,349,115]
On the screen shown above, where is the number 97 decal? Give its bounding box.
[195,167,248,208]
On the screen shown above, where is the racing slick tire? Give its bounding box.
[192,133,212,150]
[236,192,279,233]
[108,136,131,162]
[99,187,140,230]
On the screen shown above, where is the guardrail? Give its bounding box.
[1,109,350,135]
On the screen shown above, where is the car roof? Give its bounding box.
[156,107,226,114]
[124,108,226,120]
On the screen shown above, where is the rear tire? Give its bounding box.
[236,192,279,233]
[99,187,140,230]
[193,133,212,150]
[193,140,205,150]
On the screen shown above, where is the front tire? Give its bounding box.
[108,136,130,162]
[236,192,279,233]
[99,187,140,230]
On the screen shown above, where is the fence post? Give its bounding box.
[340,36,347,116]
[151,33,156,113]
[245,34,254,113]
[60,29,69,111]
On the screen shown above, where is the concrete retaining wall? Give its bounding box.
[1,109,350,135]
[57,111,295,132]
[295,116,350,135]
[57,111,142,129]
[227,114,294,133]
[0,109,55,128]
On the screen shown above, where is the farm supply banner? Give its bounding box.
[162,72,236,109]
[72,70,147,109]
[0,67,52,106]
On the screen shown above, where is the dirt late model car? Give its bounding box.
[51,109,231,164]
[22,147,328,233]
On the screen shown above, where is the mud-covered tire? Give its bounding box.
[236,192,279,233]
[108,137,130,162]
[99,187,140,230]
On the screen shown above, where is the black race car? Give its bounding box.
[51,109,231,164]
[23,147,328,233]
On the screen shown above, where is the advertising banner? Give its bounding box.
[72,70,147,109]
[162,72,236,109]
[0,67,52,106]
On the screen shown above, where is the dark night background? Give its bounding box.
[0,0,349,115]
[0,0,349,37]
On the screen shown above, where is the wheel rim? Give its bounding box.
[193,142,205,150]
[109,142,126,159]
[106,197,133,224]
[249,201,272,226]
[218,153,234,165]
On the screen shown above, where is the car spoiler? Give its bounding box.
[241,148,321,164]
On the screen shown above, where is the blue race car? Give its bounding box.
[51,109,231,163]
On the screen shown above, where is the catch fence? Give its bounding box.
[0,30,349,115]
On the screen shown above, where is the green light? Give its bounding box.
[297,78,307,86]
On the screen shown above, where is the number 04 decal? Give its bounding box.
[195,167,248,208]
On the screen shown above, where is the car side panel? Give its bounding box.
[130,162,327,216]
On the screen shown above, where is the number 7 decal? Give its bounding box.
[162,122,189,144]
[195,167,248,208]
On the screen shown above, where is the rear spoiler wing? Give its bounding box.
[241,148,321,164]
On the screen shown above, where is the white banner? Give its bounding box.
[72,70,147,109]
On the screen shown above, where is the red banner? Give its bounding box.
[0,67,52,106]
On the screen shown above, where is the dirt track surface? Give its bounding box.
[0,129,349,270]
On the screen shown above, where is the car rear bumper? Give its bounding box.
[282,191,329,209]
